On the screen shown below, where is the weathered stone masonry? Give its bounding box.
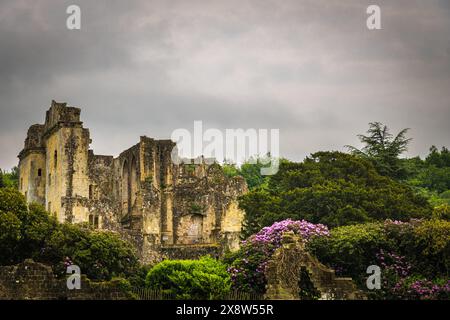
[0,260,132,300]
[264,232,366,300]
[18,100,247,262]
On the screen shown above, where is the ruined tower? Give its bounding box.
[18,100,247,262]
[18,100,91,223]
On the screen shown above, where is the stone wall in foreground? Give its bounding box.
[0,260,132,300]
[264,232,366,300]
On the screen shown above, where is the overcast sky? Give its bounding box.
[1,0,449,169]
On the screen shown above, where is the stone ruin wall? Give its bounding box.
[264,231,366,300]
[0,260,132,300]
[18,101,248,264]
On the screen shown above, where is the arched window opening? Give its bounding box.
[130,156,138,212]
[89,214,99,229]
[121,160,129,215]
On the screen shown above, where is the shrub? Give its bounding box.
[0,188,139,281]
[20,203,59,261]
[412,219,450,277]
[368,249,450,300]
[404,278,450,300]
[0,188,35,264]
[307,219,450,297]
[42,224,138,280]
[239,152,432,236]
[307,223,385,283]
[383,219,450,278]
[0,211,21,265]
[128,264,154,288]
[0,188,28,220]
[145,256,231,299]
[0,168,19,189]
[41,222,91,271]
[71,230,139,280]
[224,219,329,294]
[432,204,450,220]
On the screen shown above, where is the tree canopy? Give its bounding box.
[0,167,18,189]
[346,122,411,179]
[239,151,432,237]
[0,187,138,280]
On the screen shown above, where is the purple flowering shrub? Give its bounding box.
[224,219,329,294]
[225,218,449,298]
[370,249,450,300]
[308,219,450,300]
[406,279,450,300]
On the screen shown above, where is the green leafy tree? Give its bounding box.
[0,188,138,280]
[19,203,59,261]
[239,152,432,236]
[433,204,450,220]
[41,223,138,280]
[0,169,4,188]
[0,187,28,218]
[420,166,450,193]
[238,156,272,190]
[403,146,450,207]
[307,223,386,283]
[73,230,138,280]
[0,211,21,264]
[307,219,450,290]
[0,167,19,189]
[41,222,92,275]
[412,219,450,275]
[221,156,281,190]
[240,156,291,190]
[221,162,240,178]
[0,188,30,264]
[346,122,412,179]
[426,146,450,168]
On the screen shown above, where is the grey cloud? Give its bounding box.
[0,0,449,169]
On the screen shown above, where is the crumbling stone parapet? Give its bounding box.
[0,260,133,300]
[264,231,366,300]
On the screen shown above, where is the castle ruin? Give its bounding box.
[17,100,247,262]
